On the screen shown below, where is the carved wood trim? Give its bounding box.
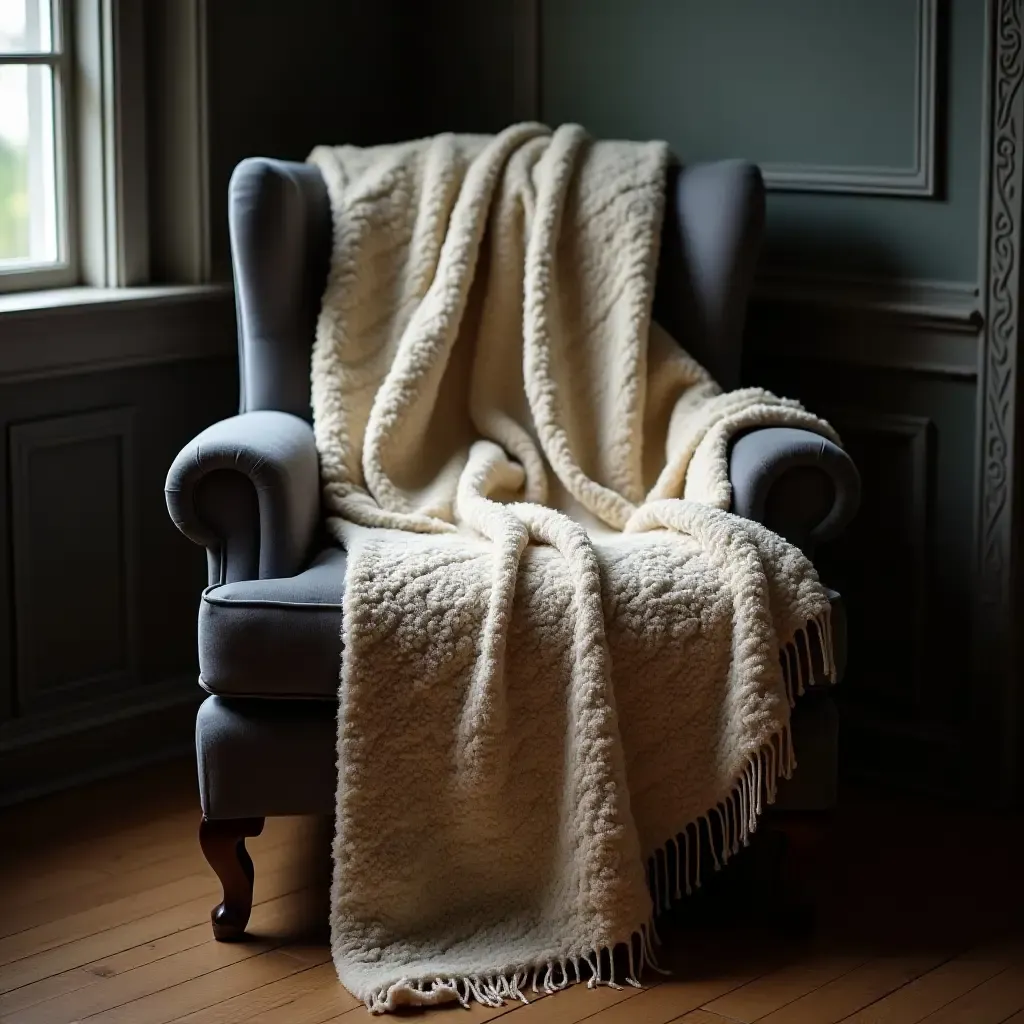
[975,0,1024,804]
[980,0,1022,604]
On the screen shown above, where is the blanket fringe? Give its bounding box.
[362,614,833,1014]
[646,722,796,912]
[646,613,833,912]
[779,612,834,708]
[362,923,665,1013]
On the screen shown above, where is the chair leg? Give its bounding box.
[198,816,265,941]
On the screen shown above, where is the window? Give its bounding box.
[0,0,73,290]
[0,1,206,297]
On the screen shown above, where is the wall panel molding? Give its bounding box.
[760,0,938,195]
[752,273,981,330]
[525,0,939,196]
[750,327,979,381]
[748,275,982,379]
[10,408,140,716]
[805,407,957,794]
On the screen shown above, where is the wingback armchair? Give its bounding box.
[165,155,861,941]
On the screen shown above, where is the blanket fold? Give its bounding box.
[309,123,840,1013]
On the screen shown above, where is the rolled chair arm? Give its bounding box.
[165,411,321,585]
[729,427,861,553]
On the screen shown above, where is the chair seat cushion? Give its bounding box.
[199,547,346,698]
[199,545,845,700]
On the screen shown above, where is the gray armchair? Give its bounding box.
[165,156,860,941]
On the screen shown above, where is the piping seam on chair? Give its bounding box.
[198,675,338,702]
[201,586,344,612]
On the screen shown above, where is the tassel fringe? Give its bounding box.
[361,613,834,1014]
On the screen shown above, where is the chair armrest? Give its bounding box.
[165,411,320,585]
[729,427,861,553]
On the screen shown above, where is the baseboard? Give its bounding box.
[0,681,203,807]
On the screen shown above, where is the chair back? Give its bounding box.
[227,154,765,419]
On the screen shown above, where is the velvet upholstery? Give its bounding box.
[730,427,862,556]
[229,160,331,419]
[199,548,347,699]
[166,410,321,585]
[196,696,338,819]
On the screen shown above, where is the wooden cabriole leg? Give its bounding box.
[198,816,265,941]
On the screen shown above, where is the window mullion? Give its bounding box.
[73,0,149,288]
[54,33,75,275]
[107,0,148,285]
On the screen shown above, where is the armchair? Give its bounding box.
[166,155,860,941]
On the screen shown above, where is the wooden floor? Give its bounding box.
[0,762,1022,1024]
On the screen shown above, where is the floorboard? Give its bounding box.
[838,941,1024,1024]
[703,951,873,1021]
[167,962,357,1024]
[753,953,952,1023]
[0,892,311,1018]
[672,1013,734,1024]
[916,959,1024,1024]
[0,761,1020,1024]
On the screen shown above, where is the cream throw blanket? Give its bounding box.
[308,123,840,1013]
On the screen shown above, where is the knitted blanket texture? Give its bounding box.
[308,123,839,1013]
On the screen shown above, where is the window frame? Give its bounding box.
[0,0,158,296]
[0,0,78,293]
[0,0,212,300]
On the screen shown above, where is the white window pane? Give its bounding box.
[0,63,59,265]
[0,0,53,53]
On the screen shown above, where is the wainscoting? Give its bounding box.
[744,281,980,796]
[0,291,238,804]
